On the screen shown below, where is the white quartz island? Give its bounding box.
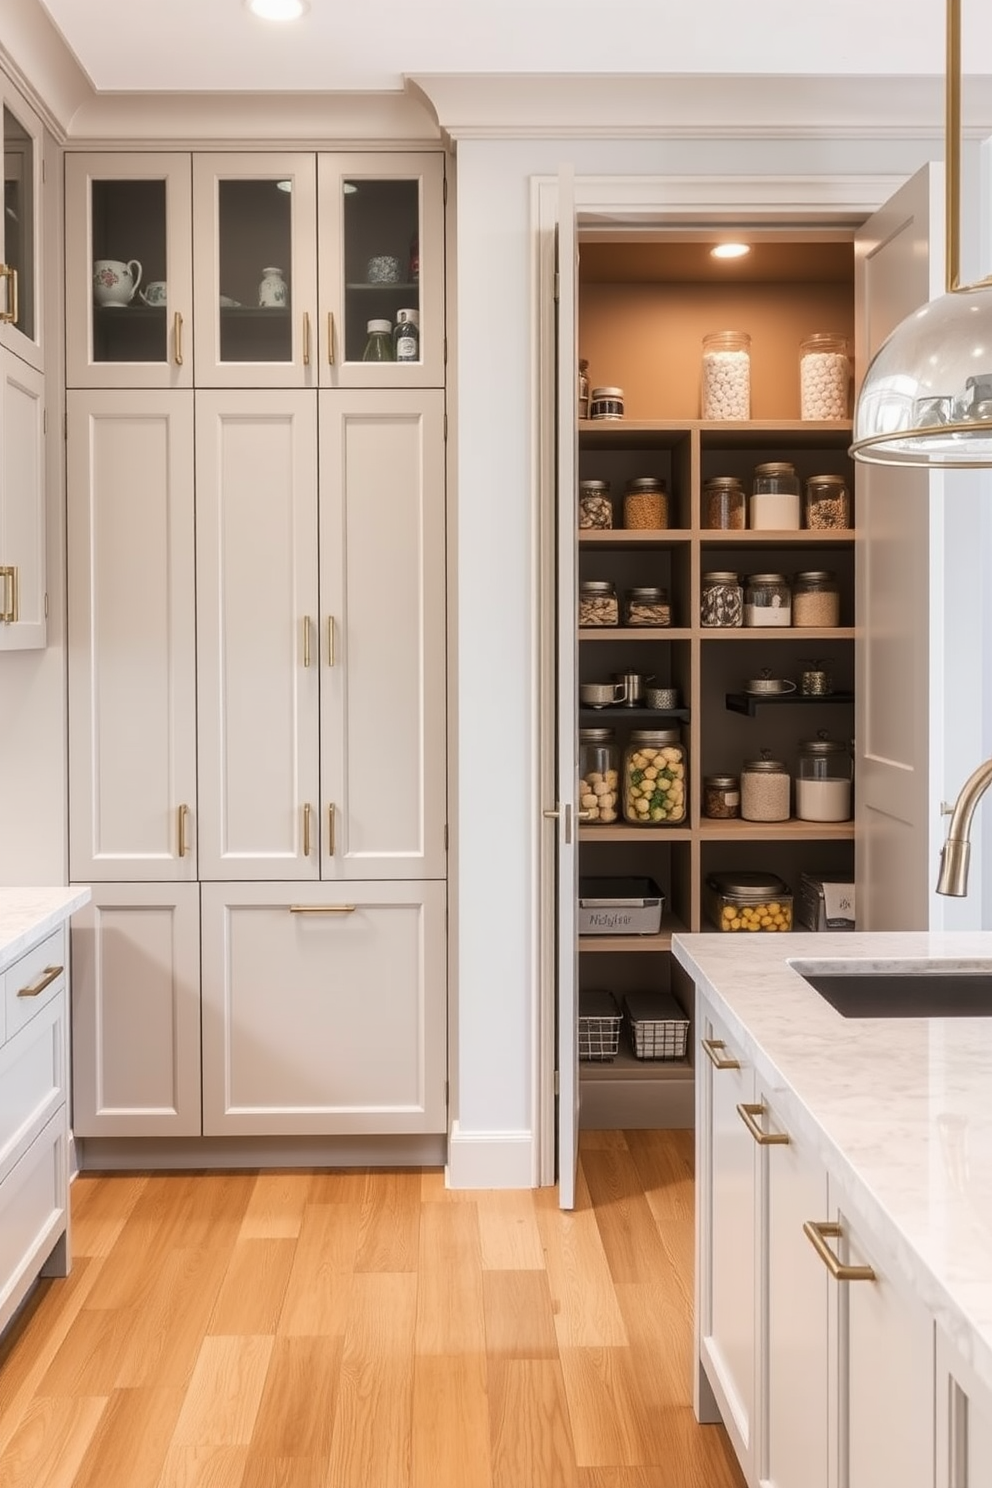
[673,928,992,1488]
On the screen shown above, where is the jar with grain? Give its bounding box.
[800,333,851,420]
[796,735,852,822]
[623,476,669,530]
[792,570,840,627]
[578,728,620,824]
[750,462,801,529]
[590,386,625,420]
[622,729,687,825]
[744,573,792,627]
[701,571,743,628]
[703,476,746,530]
[579,580,619,627]
[579,479,613,530]
[701,330,751,420]
[623,586,671,627]
[741,756,791,822]
[803,473,851,530]
[702,774,741,819]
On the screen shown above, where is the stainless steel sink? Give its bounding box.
[790,962,992,1018]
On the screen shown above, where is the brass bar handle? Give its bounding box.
[737,1102,789,1146]
[328,802,336,856]
[0,263,17,324]
[9,565,17,623]
[576,808,594,821]
[303,615,312,668]
[701,1037,740,1071]
[290,904,356,914]
[327,311,335,365]
[174,311,184,366]
[303,802,312,857]
[18,964,63,998]
[326,616,335,666]
[178,803,190,858]
[543,808,560,820]
[803,1221,876,1283]
[303,311,311,366]
[0,566,15,623]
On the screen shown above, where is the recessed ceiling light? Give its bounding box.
[711,243,751,260]
[246,0,309,20]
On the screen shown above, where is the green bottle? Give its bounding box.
[362,318,394,362]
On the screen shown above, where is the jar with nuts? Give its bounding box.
[579,479,613,530]
[579,580,619,627]
[622,729,687,825]
[578,729,619,825]
[623,477,669,530]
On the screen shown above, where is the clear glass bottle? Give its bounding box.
[623,477,669,530]
[623,587,671,627]
[578,580,619,627]
[578,359,590,420]
[393,308,420,362]
[701,330,751,420]
[622,728,687,825]
[362,318,394,362]
[578,728,620,824]
[700,571,743,628]
[741,756,791,822]
[799,333,851,420]
[750,463,800,529]
[744,573,792,627]
[792,570,840,627]
[578,479,612,530]
[803,473,851,530]
[703,476,746,529]
[796,735,852,822]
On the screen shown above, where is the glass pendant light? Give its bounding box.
[851,0,992,468]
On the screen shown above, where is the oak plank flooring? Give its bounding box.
[0,1131,745,1488]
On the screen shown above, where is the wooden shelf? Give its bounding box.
[726,690,854,716]
[700,627,855,642]
[700,529,854,545]
[580,1047,692,1081]
[579,824,692,842]
[580,627,692,642]
[697,818,854,841]
[579,417,852,448]
[579,528,693,546]
[579,916,689,953]
[579,707,690,724]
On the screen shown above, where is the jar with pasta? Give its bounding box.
[578,729,620,824]
[623,477,669,530]
[623,586,671,627]
[701,571,743,628]
[622,729,687,825]
[579,580,618,627]
[579,479,613,530]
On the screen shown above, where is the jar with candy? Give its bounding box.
[701,331,751,420]
[800,333,851,420]
[578,728,620,824]
[621,729,687,825]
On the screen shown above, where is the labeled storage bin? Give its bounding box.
[579,989,623,1060]
[624,991,690,1060]
[578,876,664,935]
[704,871,793,932]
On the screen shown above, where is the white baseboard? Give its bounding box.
[445,1121,538,1189]
[75,1133,447,1171]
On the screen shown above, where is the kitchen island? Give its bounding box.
[673,929,992,1488]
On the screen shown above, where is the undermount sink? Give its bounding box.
[789,961,992,1018]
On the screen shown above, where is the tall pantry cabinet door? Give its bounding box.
[318,390,446,879]
[70,883,201,1136]
[67,391,197,876]
[0,349,45,650]
[196,391,320,880]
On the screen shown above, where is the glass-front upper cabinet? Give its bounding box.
[0,89,43,371]
[193,154,318,389]
[317,153,445,388]
[65,154,193,390]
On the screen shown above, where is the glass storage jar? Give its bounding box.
[803,473,851,530]
[796,735,852,822]
[702,774,741,819]
[578,358,590,420]
[622,729,687,825]
[590,386,625,420]
[750,462,801,529]
[744,573,792,627]
[792,570,840,627]
[578,728,620,824]
[703,476,746,530]
[701,330,751,420]
[623,476,669,530]
[741,756,791,821]
[700,571,743,628]
[705,871,793,932]
[799,333,851,420]
[579,580,619,627]
[579,479,612,530]
[623,586,671,627]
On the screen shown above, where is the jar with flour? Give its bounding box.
[796,735,852,821]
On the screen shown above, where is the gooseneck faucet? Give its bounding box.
[936,756,992,895]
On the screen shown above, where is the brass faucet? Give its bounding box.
[936,757,992,895]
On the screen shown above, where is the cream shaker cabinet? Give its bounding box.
[0,84,44,373]
[0,347,46,650]
[67,391,197,880]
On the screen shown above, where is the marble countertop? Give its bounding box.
[673,928,992,1394]
[0,886,91,973]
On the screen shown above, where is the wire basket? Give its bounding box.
[624,991,690,1061]
[578,989,622,1061]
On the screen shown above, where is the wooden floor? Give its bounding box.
[0,1129,744,1488]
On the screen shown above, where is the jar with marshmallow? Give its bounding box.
[799,333,851,420]
[701,331,751,421]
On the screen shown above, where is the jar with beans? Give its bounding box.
[623,477,669,530]
[579,479,613,530]
[741,755,791,822]
[623,586,671,627]
[702,774,741,819]
[701,330,751,420]
[799,333,851,420]
[579,580,619,627]
[622,729,687,825]
[803,474,851,530]
[701,571,743,628]
[703,476,746,530]
[792,570,840,627]
[578,728,620,824]
[744,573,792,627]
[750,463,801,529]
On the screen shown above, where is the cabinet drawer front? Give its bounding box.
[5,928,65,1040]
[0,1110,67,1335]
[0,997,65,1184]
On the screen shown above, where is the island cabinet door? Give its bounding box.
[200,881,446,1137]
[936,1324,992,1488]
[695,1001,757,1479]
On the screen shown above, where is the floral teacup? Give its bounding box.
[93,259,142,307]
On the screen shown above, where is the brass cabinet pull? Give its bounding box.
[303,615,312,668]
[0,263,18,324]
[303,802,313,857]
[290,904,356,914]
[803,1221,876,1283]
[701,1037,740,1070]
[326,616,335,666]
[303,311,311,366]
[19,964,63,998]
[0,566,16,623]
[327,311,335,365]
[737,1102,789,1146]
[178,803,190,857]
[174,311,184,366]
[328,802,336,856]
[576,808,594,821]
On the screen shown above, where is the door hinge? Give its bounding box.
[42,158,47,185]
[43,408,47,434]
[44,592,49,618]
[443,176,448,205]
[444,1079,449,1104]
[443,335,447,366]
[444,823,449,851]
[554,1069,560,1096]
[443,411,448,441]
[554,271,560,302]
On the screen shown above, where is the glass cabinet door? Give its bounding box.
[65,154,193,390]
[318,153,445,388]
[0,91,42,370]
[193,154,317,389]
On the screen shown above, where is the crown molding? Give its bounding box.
[0,0,92,139]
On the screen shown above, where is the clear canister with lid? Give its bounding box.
[579,479,613,530]
[703,774,741,820]
[579,580,619,627]
[701,330,751,420]
[792,570,840,628]
[701,571,743,628]
[796,733,852,822]
[623,476,669,530]
[703,476,746,530]
[705,870,793,932]
[578,728,620,824]
[803,473,851,530]
[590,386,625,420]
[799,333,851,420]
[622,728,687,825]
[750,462,801,529]
[741,754,791,822]
[744,573,792,627]
[623,586,671,627]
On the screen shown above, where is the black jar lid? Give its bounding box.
[707,869,789,897]
[624,476,666,492]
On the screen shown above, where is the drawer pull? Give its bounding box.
[737,1102,789,1145]
[18,964,63,998]
[289,905,356,914]
[701,1037,740,1070]
[327,311,335,365]
[174,310,184,366]
[803,1220,876,1282]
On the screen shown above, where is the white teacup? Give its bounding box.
[139,280,167,306]
[93,258,142,308]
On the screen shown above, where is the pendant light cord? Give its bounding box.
[947,0,961,293]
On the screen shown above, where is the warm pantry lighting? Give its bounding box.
[710,243,750,260]
[245,0,309,20]
[852,0,992,467]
